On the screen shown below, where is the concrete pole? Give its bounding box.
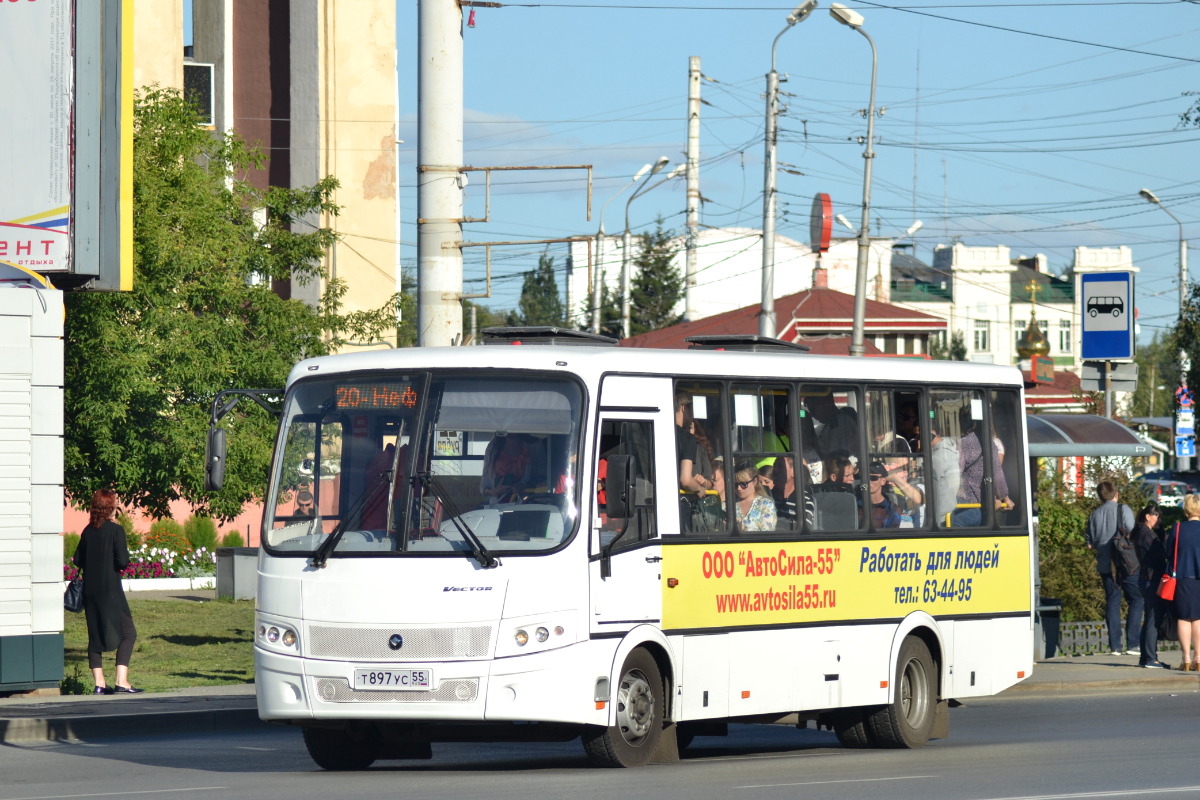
[759,66,779,339]
[621,226,633,339]
[417,0,464,347]
[685,56,701,322]
[848,27,878,358]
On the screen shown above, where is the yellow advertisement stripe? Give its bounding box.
[662,536,1031,631]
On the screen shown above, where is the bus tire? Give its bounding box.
[831,707,878,748]
[582,648,663,767]
[302,726,379,771]
[867,636,937,748]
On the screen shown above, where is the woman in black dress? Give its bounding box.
[1167,493,1200,671]
[1132,503,1167,668]
[72,490,143,694]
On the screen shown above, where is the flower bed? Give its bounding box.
[64,545,217,582]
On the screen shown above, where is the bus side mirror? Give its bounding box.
[604,455,632,518]
[205,427,227,491]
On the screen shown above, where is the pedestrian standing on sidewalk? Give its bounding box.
[72,490,144,694]
[1084,479,1140,656]
[1165,494,1200,671]
[1132,503,1168,668]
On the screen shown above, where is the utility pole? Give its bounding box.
[417,0,464,347]
[685,56,701,322]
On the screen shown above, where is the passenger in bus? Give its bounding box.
[294,489,316,518]
[675,393,713,496]
[733,462,777,532]
[815,449,857,491]
[929,424,961,527]
[867,461,902,529]
[953,414,1012,526]
[896,400,922,453]
[803,390,858,459]
[883,456,924,528]
[481,433,534,503]
[770,455,815,530]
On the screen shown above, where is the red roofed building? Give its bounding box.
[623,273,946,357]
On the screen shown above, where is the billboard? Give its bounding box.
[0,0,133,291]
[0,0,73,273]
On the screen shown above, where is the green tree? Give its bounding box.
[576,282,623,340]
[629,221,682,336]
[509,252,564,327]
[64,87,397,520]
[929,330,967,361]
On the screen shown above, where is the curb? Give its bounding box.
[0,707,268,744]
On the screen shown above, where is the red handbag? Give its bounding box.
[1157,522,1179,601]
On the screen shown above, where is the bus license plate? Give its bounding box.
[352,668,432,691]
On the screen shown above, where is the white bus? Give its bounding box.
[211,329,1033,770]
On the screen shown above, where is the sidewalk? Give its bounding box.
[2,653,1197,745]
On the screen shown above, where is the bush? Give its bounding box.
[62,532,80,564]
[220,530,245,547]
[184,515,219,551]
[117,512,140,550]
[144,518,190,554]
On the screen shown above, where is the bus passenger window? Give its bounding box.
[800,385,863,532]
[991,389,1025,527]
[596,420,657,547]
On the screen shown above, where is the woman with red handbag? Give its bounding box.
[1165,493,1200,671]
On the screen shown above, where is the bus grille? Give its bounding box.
[314,678,479,703]
[306,625,492,660]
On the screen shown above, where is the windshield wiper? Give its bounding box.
[310,469,392,569]
[415,472,499,569]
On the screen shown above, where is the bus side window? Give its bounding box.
[597,420,658,547]
[991,389,1024,527]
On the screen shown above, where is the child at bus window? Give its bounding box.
[816,449,856,492]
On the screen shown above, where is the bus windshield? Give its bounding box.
[263,373,583,558]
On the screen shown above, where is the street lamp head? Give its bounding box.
[829,2,865,28]
[836,213,857,234]
[632,163,653,181]
[1139,188,1161,205]
[650,156,670,176]
[904,220,924,237]
[787,0,818,25]
[668,164,687,179]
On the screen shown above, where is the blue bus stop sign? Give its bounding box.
[1177,436,1196,459]
[1080,272,1134,360]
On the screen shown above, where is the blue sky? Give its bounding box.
[192,2,1200,342]
[395,0,1199,342]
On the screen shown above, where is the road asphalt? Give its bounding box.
[2,652,1198,745]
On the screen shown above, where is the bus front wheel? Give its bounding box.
[867,636,937,748]
[582,648,664,767]
[302,726,379,771]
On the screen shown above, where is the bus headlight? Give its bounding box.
[535,627,549,643]
[515,629,529,646]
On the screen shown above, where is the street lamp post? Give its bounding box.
[622,157,671,339]
[594,163,656,333]
[760,1,818,339]
[1140,188,1191,470]
[831,2,878,358]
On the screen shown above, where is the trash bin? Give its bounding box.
[1037,598,1063,659]
[216,547,258,600]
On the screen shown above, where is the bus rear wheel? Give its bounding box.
[867,636,937,748]
[582,648,663,767]
[831,707,877,748]
[302,726,379,771]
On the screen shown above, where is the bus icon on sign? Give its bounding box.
[1087,296,1124,318]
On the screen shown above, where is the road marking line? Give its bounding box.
[3,787,226,800]
[736,775,937,789]
[974,789,1200,800]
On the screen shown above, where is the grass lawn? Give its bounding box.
[63,595,256,694]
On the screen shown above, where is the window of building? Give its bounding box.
[974,320,991,353]
[1058,319,1072,353]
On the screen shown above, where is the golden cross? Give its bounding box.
[1025,279,1040,305]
